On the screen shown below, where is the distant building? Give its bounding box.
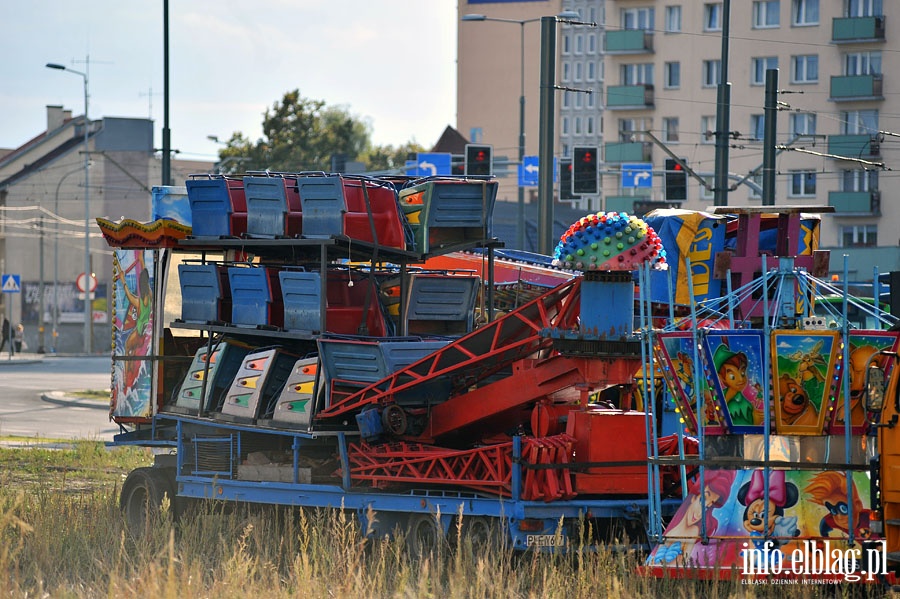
[0,105,212,352]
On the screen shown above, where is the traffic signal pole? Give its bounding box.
[537,16,556,256]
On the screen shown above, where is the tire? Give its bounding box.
[120,467,176,533]
[406,513,444,561]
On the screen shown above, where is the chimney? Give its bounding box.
[46,105,72,132]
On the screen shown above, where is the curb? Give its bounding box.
[0,354,45,365]
[40,391,109,411]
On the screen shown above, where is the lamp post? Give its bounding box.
[46,59,92,354]
[51,167,85,353]
[461,11,578,251]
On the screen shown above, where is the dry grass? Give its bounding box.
[0,441,892,598]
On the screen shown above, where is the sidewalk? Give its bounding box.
[0,352,46,365]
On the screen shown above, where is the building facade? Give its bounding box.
[601,0,899,278]
[0,106,209,352]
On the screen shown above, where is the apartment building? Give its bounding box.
[601,0,899,277]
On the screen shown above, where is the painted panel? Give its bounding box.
[656,332,725,435]
[111,249,155,420]
[703,330,767,434]
[828,331,900,434]
[772,330,842,435]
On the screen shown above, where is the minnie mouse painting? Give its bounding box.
[737,470,800,563]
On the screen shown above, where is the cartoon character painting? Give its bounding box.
[804,471,870,538]
[657,333,725,434]
[652,470,736,565]
[737,470,800,563]
[703,331,765,432]
[772,331,839,434]
[831,333,900,433]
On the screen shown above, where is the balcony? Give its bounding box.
[604,30,653,54]
[827,134,880,159]
[832,16,885,43]
[606,85,654,110]
[828,190,881,215]
[830,75,883,101]
[604,141,652,163]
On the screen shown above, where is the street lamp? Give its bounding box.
[46,60,93,354]
[461,10,579,251]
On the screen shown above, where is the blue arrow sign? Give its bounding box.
[412,152,452,177]
[1,274,21,294]
[621,162,653,188]
[519,156,540,187]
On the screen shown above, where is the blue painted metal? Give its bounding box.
[298,176,345,238]
[244,176,287,237]
[228,267,274,326]
[178,263,225,323]
[186,178,232,237]
[279,271,321,332]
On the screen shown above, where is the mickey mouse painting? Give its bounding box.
[737,470,800,559]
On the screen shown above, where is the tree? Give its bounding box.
[218,90,423,174]
[218,90,368,172]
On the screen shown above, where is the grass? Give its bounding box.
[0,440,893,598]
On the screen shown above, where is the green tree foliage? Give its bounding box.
[218,90,425,174]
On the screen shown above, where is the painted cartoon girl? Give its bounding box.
[737,469,800,564]
[653,469,736,565]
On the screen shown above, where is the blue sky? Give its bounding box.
[2,1,457,162]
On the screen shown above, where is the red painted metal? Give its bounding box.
[318,277,582,420]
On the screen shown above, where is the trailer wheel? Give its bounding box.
[120,467,175,533]
[382,405,408,436]
[406,513,444,560]
[463,517,494,548]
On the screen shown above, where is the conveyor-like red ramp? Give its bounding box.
[316,277,582,421]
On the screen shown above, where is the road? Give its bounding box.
[0,355,119,440]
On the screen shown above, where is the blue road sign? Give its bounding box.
[1,274,21,293]
[519,156,540,187]
[621,162,653,188]
[412,152,452,177]
[405,160,418,176]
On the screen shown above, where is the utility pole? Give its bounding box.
[714,0,732,206]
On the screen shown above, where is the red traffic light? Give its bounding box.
[673,163,683,171]
[580,151,594,163]
[475,151,487,162]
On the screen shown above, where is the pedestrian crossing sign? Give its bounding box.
[1,274,21,293]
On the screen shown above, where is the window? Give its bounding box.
[587,117,595,136]
[700,177,714,200]
[587,92,595,109]
[588,33,596,54]
[751,57,779,85]
[562,91,571,109]
[622,63,654,85]
[575,34,584,55]
[789,171,816,197]
[622,7,655,30]
[841,110,878,134]
[703,60,721,86]
[575,62,583,82]
[663,117,680,143]
[789,113,816,137]
[841,225,877,247]
[751,114,765,140]
[562,34,571,55]
[619,118,651,142]
[701,116,715,144]
[844,51,882,75]
[704,3,723,31]
[563,62,571,82]
[792,0,819,25]
[792,55,818,83]
[587,61,596,82]
[664,62,681,88]
[665,6,682,32]
[561,117,569,136]
[574,117,582,135]
[753,1,781,28]
[846,0,883,18]
[841,169,878,192]
[575,93,583,109]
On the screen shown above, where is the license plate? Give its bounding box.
[526,534,567,548]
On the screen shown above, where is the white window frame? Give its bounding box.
[844,51,882,76]
[789,171,816,197]
[840,224,877,247]
[841,110,878,134]
[791,55,818,83]
[701,116,715,144]
[702,60,721,87]
[753,1,781,28]
[562,117,570,135]
[704,4,722,31]
[750,114,765,140]
[663,117,680,143]
[622,7,655,30]
[751,57,779,85]
[841,169,877,192]
[562,34,571,55]
[622,63,654,86]
[665,6,682,32]
[846,0,883,18]
[792,0,819,25]
[700,177,714,200]
[664,62,681,89]
[587,61,596,82]
[789,113,816,137]
[748,174,763,199]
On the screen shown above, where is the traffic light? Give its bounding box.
[664,158,687,201]
[559,159,576,200]
[465,144,493,176]
[572,146,599,195]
